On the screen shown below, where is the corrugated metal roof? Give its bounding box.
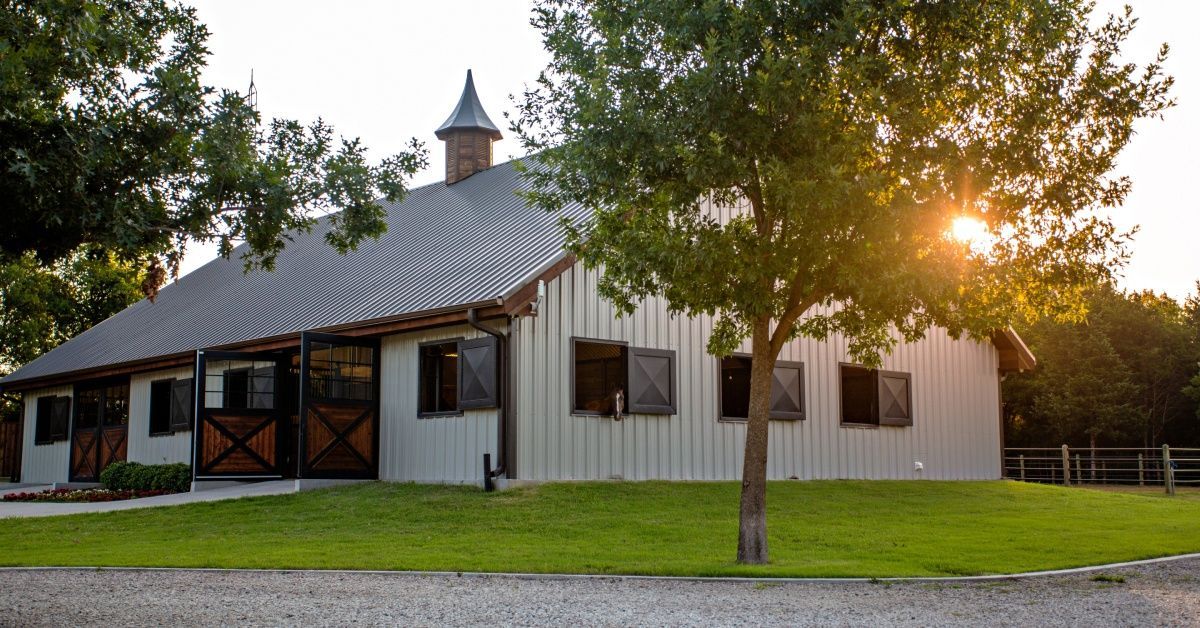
[1,158,587,387]
[435,70,502,140]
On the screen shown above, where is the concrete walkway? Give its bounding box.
[0,481,297,519]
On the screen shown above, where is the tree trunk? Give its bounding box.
[737,318,777,564]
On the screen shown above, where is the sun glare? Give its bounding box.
[950,216,989,245]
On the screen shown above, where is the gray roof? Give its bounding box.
[435,70,502,140]
[1,158,586,387]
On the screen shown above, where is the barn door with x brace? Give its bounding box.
[193,349,286,480]
[298,332,380,479]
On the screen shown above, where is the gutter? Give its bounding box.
[467,308,509,491]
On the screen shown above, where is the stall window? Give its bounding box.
[720,356,805,421]
[34,396,70,444]
[572,339,677,416]
[840,364,912,427]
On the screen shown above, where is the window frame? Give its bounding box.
[417,338,464,418]
[838,363,913,428]
[148,378,175,437]
[717,353,806,423]
[570,337,629,417]
[34,396,63,445]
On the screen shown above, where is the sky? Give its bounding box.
[181,0,1199,301]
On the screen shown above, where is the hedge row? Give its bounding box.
[100,461,191,493]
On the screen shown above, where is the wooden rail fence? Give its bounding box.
[1003,446,1199,495]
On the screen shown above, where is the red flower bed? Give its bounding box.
[2,488,174,503]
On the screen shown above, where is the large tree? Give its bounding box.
[517,0,1171,563]
[0,248,145,422]
[1,0,427,294]
[1004,318,1139,450]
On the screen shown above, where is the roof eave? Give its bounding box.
[0,298,506,393]
[992,327,1036,373]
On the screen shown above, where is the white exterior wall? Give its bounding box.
[127,366,193,466]
[512,262,1003,481]
[379,324,499,483]
[20,385,73,484]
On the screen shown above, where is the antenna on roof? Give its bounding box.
[246,69,258,112]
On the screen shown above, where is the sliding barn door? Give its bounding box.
[299,332,380,479]
[194,350,285,480]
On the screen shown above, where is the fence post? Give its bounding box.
[1061,444,1071,486]
[1075,454,1082,485]
[1019,454,1026,482]
[1138,453,1144,486]
[1163,444,1175,496]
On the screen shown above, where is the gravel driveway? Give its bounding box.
[1,558,1197,626]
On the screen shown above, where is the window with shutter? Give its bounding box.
[876,370,913,426]
[169,378,194,432]
[34,397,54,444]
[571,339,627,415]
[50,396,70,441]
[627,347,676,415]
[457,336,499,409]
[719,356,805,421]
[149,379,173,435]
[840,364,913,427]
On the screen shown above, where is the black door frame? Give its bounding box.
[192,349,287,480]
[69,377,130,483]
[298,331,381,479]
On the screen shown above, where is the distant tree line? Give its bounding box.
[1003,283,1200,449]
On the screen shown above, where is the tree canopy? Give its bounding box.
[517,0,1172,563]
[1,0,427,295]
[1005,284,1200,449]
[0,248,145,422]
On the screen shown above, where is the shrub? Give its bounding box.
[100,462,190,493]
[99,461,138,490]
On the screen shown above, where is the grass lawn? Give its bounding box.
[2,480,1198,577]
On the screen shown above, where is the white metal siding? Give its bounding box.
[513,262,1002,481]
[127,366,193,466]
[20,385,72,484]
[379,324,498,483]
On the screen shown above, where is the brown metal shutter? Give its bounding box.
[769,361,805,420]
[50,396,71,441]
[169,378,194,432]
[877,370,913,426]
[457,337,498,409]
[627,347,677,415]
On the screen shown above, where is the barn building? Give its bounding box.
[0,72,1034,488]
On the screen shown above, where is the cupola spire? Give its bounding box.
[436,70,502,184]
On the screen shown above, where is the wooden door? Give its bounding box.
[299,332,379,479]
[0,421,22,481]
[70,381,129,482]
[194,350,286,479]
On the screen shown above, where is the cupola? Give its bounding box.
[435,70,503,184]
